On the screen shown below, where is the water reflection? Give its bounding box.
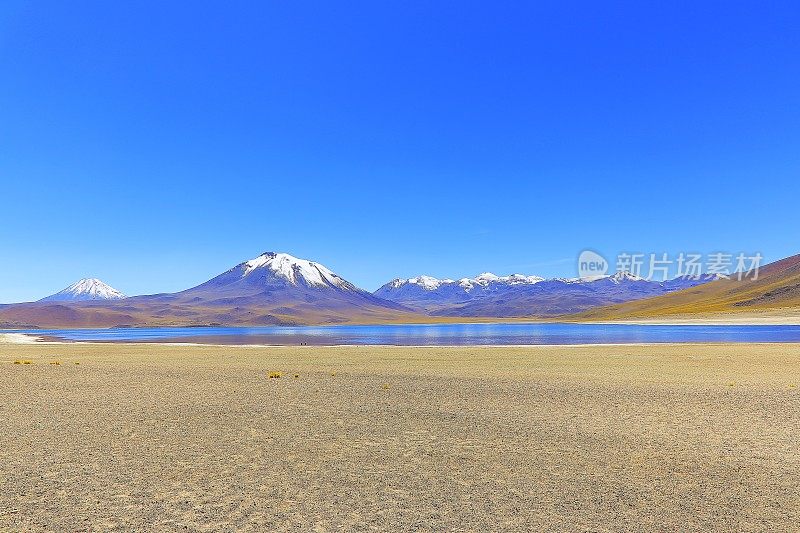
[5,323,800,346]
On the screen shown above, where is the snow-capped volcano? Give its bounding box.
[40,278,126,302]
[185,252,359,294]
[242,252,353,289]
[173,251,409,319]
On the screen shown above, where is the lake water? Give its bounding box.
[6,323,800,345]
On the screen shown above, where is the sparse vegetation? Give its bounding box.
[2,342,799,531]
[268,371,282,379]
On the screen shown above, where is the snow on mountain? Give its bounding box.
[241,252,353,289]
[383,272,545,294]
[7,250,737,327]
[39,278,126,302]
[14,251,411,327]
[382,270,659,295]
[375,269,720,315]
[597,271,648,284]
[142,250,413,322]
[180,251,361,294]
[390,275,455,291]
[470,272,545,288]
[374,271,548,312]
[179,251,397,306]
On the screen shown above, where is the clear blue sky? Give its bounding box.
[1,1,799,302]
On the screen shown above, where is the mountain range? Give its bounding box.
[0,252,414,328]
[0,250,796,328]
[375,271,720,316]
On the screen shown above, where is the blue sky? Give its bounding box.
[1,1,799,302]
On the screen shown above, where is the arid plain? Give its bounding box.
[2,342,799,531]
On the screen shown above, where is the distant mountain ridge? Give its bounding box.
[1,252,412,328]
[0,250,793,328]
[375,271,721,316]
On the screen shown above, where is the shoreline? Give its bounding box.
[3,332,800,349]
[3,312,800,333]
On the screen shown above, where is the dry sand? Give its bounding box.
[1,343,799,531]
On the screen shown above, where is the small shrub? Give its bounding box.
[268,371,282,379]
[293,374,299,379]
[382,383,390,390]
[49,361,62,366]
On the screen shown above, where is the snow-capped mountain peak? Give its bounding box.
[504,273,546,284]
[475,272,500,282]
[374,266,721,316]
[385,275,455,291]
[40,278,126,302]
[606,271,647,283]
[410,275,454,290]
[379,271,546,295]
[241,252,351,289]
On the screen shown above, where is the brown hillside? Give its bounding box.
[574,254,800,320]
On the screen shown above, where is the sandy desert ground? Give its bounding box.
[1,342,799,531]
